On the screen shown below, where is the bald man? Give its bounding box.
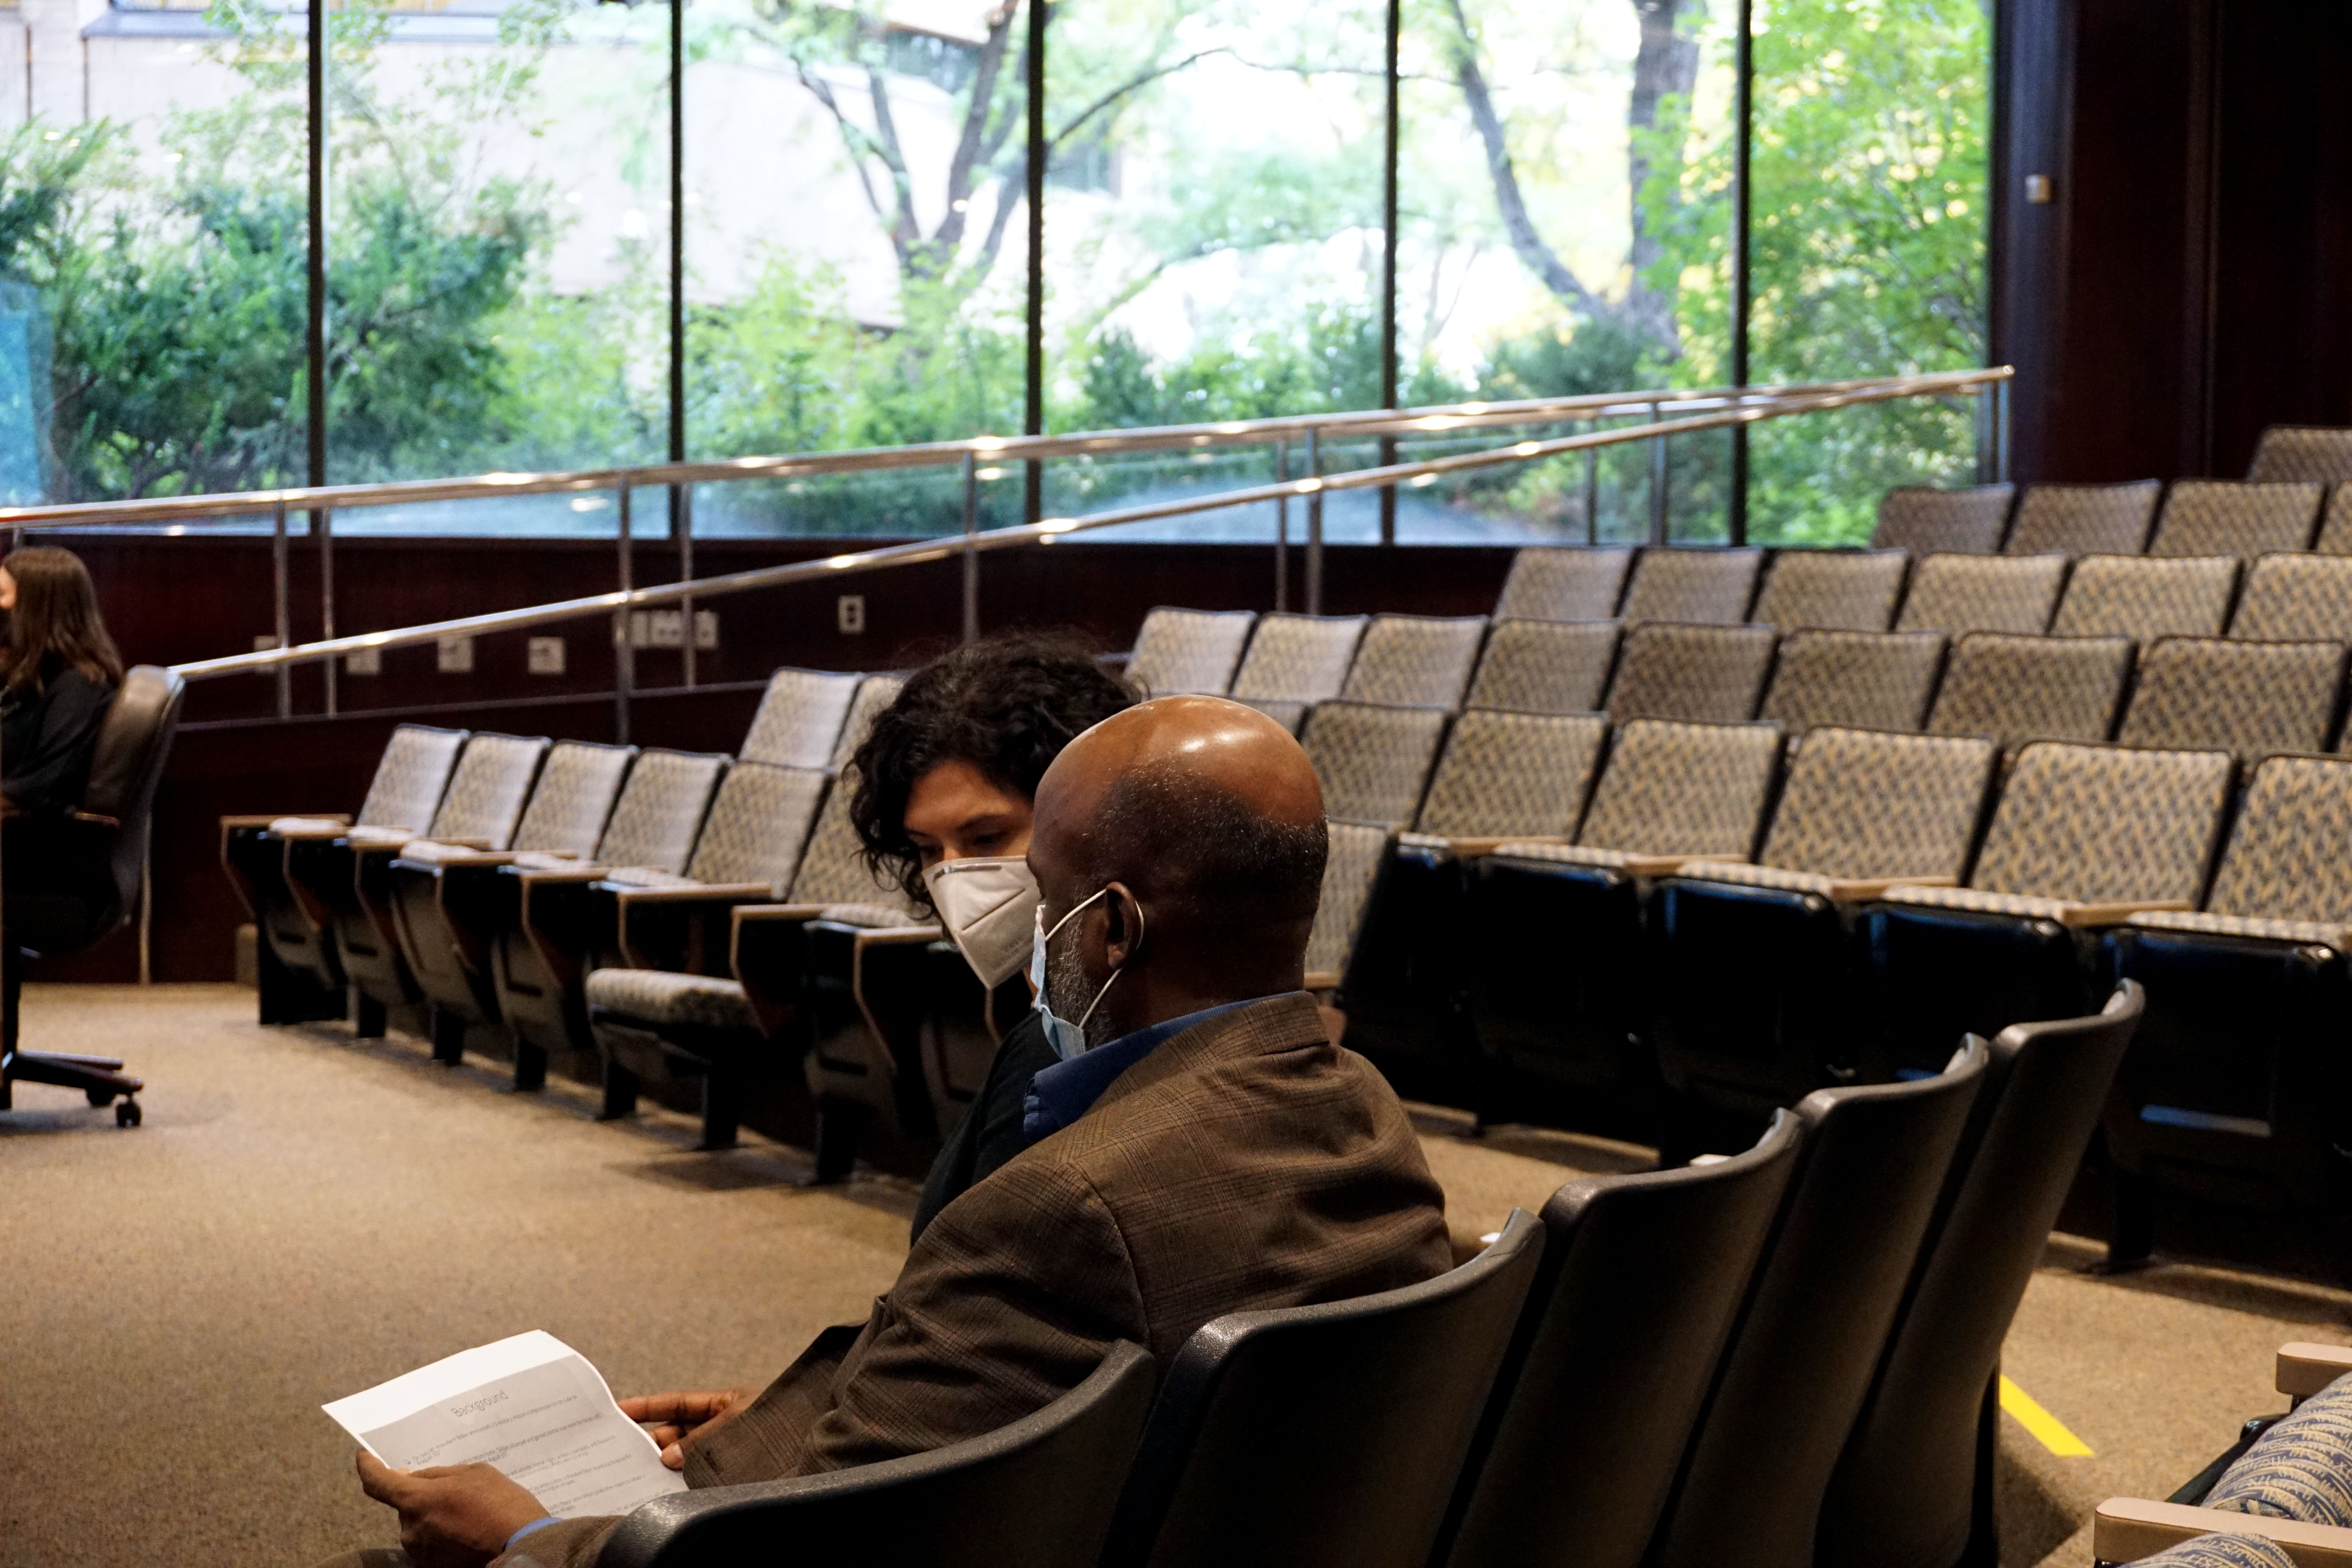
[341,697,1451,1568]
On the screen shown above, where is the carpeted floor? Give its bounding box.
[1,985,2345,1567]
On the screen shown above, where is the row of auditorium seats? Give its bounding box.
[608,989,2143,1568]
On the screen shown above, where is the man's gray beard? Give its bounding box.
[1045,919,1120,1052]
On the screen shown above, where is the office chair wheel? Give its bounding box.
[87,1087,116,1107]
[116,1099,141,1128]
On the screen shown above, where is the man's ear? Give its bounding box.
[1100,881,1145,970]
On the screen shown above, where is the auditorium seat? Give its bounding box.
[1604,621,1776,724]
[1924,632,2133,754]
[1096,1211,1543,1568]
[1226,612,1370,733]
[2004,479,2163,557]
[596,1341,1157,1568]
[1338,711,1610,1106]
[2319,486,2352,554]
[2247,423,2352,484]
[387,740,637,1060]
[1619,546,1764,624]
[2116,638,2345,762]
[1299,700,1451,829]
[1817,986,2144,1568]
[2102,754,2352,1260]
[2230,552,2352,640]
[486,749,730,1089]
[2049,554,2238,642]
[1758,630,1946,737]
[1339,614,1487,708]
[1126,607,1256,696]
[1869,483,2015,555]
[1648,1039,1989,1568]
[1893,552,2066,636]
[1465,720,1781,1121]
[593,762,832,969]
[1304,819,1396,993]
[1463,619,1619,714]
[224,723,467,1024]
[1747,549,1908,632]
[2148,481,2326,559]
[1493,544,1635,622]
[1650,728,1998,1127]
[294,733,550,1038]
[1864,740,2231,1076]
[1432,1115,1802,1568]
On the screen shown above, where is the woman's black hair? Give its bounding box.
[851,632,1137,909]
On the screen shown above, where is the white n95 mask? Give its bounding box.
[924,857,1041,989]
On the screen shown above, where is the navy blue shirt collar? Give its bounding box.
[1022,998,1259,1143]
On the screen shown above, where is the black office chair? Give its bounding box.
[0,666,186,1125]
[595,1341,1157,1568]
[1100,1210,1543,1568]
[1650,1038,1989,1568]
[1816,984,2143,1568]
[1433,1113,1803,1568]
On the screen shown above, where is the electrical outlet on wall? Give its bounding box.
[838,594,866,635]
[694,610,718,650]
[345,646,382,676]
[528,637,565,675]
[437,635,475,674]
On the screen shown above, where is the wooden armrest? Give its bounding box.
[612,882,777,906]
[2058,899,2194,929]
[1303,970,1341,992]
[220,812,347,831]
[734,903,831,928]
[834,923,945,946]
[2279,1342,2352,1399]
[2096,1498,2352,1567]
[1622,853,1747,878]
[1826,873,1956,902]
[1447,835,1566,859]
[273,819,358,841]
[70,811,121,828]
[508,864,612,887]
[407,849,527,871]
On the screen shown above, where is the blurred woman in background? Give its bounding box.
[0,546,123,816]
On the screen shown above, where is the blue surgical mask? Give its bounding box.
[1030,888,1139,1061]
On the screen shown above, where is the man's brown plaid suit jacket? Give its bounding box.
[496,990,1452,1568]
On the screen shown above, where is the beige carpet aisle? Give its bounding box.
[1,986,2343,1568]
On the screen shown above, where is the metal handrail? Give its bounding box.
[168,369,2010,682]
[0,368,2003,532]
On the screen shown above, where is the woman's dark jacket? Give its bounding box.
[2,658,116,815]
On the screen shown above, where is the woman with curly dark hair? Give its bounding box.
[848,631,1135,1238]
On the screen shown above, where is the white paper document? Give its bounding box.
[323,1330,688,1519]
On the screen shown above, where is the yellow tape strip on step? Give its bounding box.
[2000,1374,2095,1457]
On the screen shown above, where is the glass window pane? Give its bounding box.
[325,0,670,536]
[1742,0,1991,544]
[684,0,1031,539]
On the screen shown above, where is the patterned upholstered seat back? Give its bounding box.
[2118,639,2345,764]
[1749,550,1907,632]
[1760,728,1997,881]
[1926,633,2133,755]
[1465,619,1619,715]
[2248,425,2352,485]
[829,674,909,769]
[1340,614,1487,708]
[1300,701,1451,828]
[2317,486,2352,555]
[786,773,908,909]
[424,733,548,849]
[1575,719,1782,858]
[1229,613,1370,703]
[1414,710,1609,839]
[1870,484,2015,555]
[1494,546,1636,622]
[1127,608,1256,696]
[2230,553,2352,640]
[683,762,832,892]
[2004,481,2162,558]
[1894,553,2066,636]
[1619,547,1765,625]
[739,668,865,768]
[356,726,468,832]
[593,750,728,873]
[2201,756,2352,923]
[1305,820,1396,984]
[2148,481,2325,559]
[1967,741,2232,904]
[1760,630,1945,737]
[511,741,633,858]
[1605,622,1777,725]
[2049,555,2238,641]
